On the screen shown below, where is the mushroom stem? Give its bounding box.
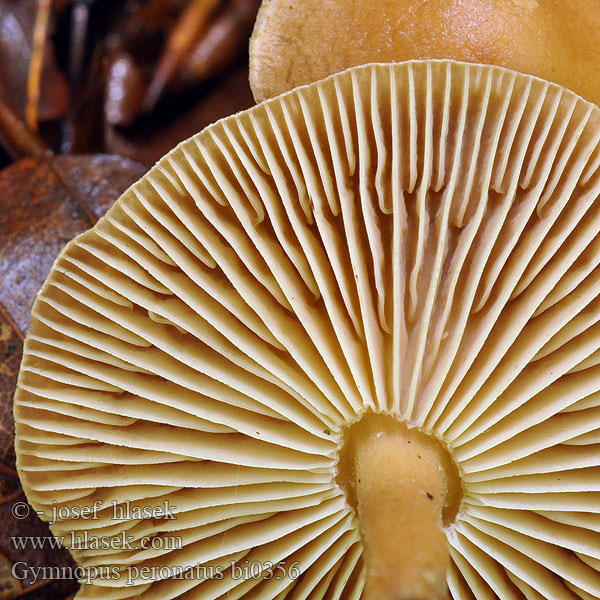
[353,418,450,599]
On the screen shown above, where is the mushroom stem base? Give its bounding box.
[337,413,459,600]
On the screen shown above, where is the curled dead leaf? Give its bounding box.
[0,153,146,600]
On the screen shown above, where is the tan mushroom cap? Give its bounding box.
[248,0,600,107]
[13,61,600,599]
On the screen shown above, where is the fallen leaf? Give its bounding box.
[0,0,69,123]
[0,154,147,335]
[174,0,261,92]
[0,153,146,599]
[108,60,254,165]
[105,50,147,128]
[0,493,78,600]
[0,313,21,473]
[0,554,21,599]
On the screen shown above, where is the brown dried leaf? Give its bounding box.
[0,154,147,335]
[174,0,261,91]
[108,61,254,165]
[0,492,79,600]
[105,51,147,128]
[61,46,107,155]
[143,0,223,111]
[0,153,146,600]
[0,0,69,123]
[0,313,21,473]
[0,554,22,599]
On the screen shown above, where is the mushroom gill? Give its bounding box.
[13,61,600,599]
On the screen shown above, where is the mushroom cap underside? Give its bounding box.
[13,60,600,599]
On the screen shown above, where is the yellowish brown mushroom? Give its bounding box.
[13,61,600,599]
[249,0,600,105]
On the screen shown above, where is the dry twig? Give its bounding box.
[143,0,222,111]
[0,95,51,159]
[25,0,52,131]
